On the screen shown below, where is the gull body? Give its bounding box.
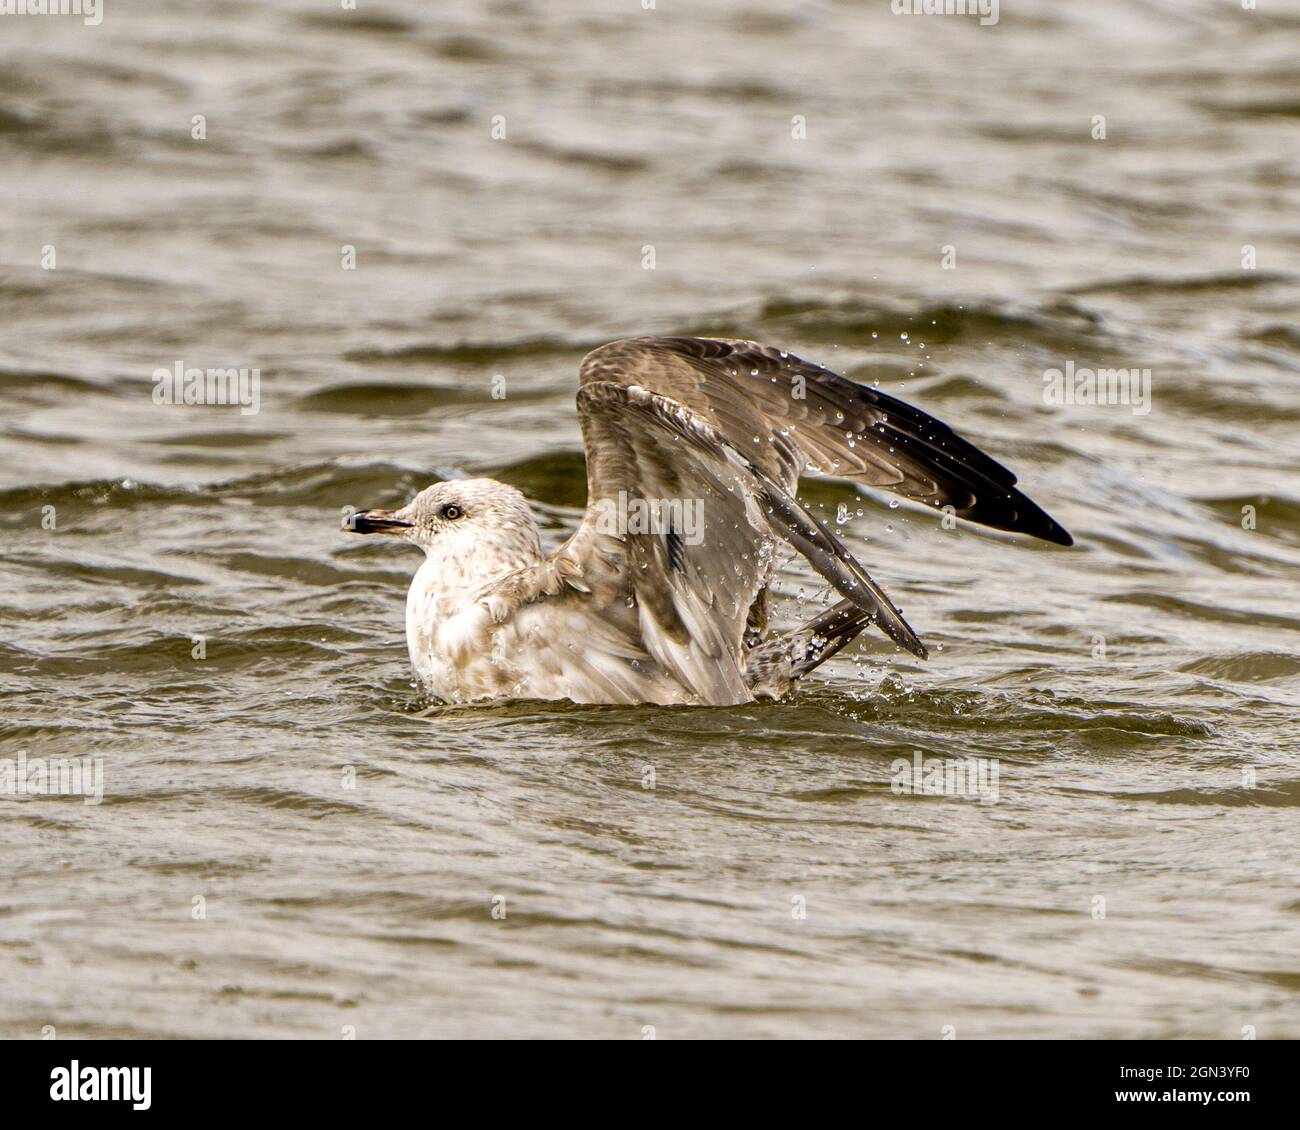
[343,337,1072,706]
[358,479,724,704]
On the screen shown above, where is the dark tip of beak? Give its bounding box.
[343,510,415,535]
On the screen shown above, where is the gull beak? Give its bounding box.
[343,508,415,535]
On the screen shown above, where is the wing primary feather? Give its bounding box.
[757,481,928,659]
[579,336,1073,546]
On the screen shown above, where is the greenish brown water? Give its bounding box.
[0,0,1298,1038]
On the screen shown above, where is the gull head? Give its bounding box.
[342,478,542,559]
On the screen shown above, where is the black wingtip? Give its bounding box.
[974,493,1073,547]
[1028,510,1073,547]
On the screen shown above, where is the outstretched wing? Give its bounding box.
[578,336,1072,545]
[483,381,926,705]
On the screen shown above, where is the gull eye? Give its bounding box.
[440,503,463,520]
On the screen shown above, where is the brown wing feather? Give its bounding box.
[579,336,1072,545]
[570,382,927,662]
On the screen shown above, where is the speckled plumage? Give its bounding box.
[343,336,1071,705]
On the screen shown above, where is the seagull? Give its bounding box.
[342,336,1071,705]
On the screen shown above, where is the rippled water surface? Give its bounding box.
[1,0,1298,1038]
